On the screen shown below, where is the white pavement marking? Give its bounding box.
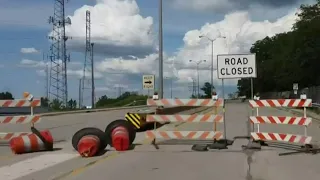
[0,153,78,180]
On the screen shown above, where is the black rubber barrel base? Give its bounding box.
[72,127,108,151]
[105,119,136,147]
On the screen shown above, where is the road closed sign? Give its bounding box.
[217,54,256,79]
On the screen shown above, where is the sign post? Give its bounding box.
[217,53,257,138]
[143,75,155,90]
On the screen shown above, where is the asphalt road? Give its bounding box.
[1,102,320,180]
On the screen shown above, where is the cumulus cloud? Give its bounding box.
[65,0,156,57]
[97,9,298,86]
[171,0,306,14]
[18,59,94,79]
[20,48,39,54]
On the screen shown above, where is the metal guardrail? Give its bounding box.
[312,103,320,107]
[39,105,150,117]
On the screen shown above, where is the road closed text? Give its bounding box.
[220,66,254,76]
[217,54,256,79]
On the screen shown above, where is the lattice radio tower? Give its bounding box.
[81,10,95,108]
[48,0,71,107]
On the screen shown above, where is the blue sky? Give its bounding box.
[0,0,313,104]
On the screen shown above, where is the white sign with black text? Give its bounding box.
[217,54,256,79]
[143,74,155,90]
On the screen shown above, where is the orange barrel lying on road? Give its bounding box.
[72,127,108,157]
[10,128,53,154]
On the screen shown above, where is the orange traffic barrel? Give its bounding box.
[72,127,108,157]
[111,126,129,151]
[105,119,136,151]
[77,135,100,157]
[10,130,53,154]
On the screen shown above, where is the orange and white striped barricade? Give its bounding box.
[0,92,53,154]
[0,98,41,141]
[145,98,225,148]
[249,99,314,148]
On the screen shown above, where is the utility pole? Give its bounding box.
[91,43,95,108]
[43,52,49,99]
[158,0,163,99]
[48,0,71,107]
[199,35,226,97]
[189,60,206,98]
[188,78,197,97]
[78,78,82,108]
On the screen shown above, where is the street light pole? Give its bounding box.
[199,35,226,97]
[158,0,164,99]
[170,78,172,98]
[189,60,206,98]
[197,64,200,98]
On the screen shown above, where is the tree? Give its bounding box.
[237,0,320,96]
[228,93,233,99]
[40,97,49,107]
[200,82,214,98]
[0,91,14,100]
[67,99,77,109]
[50,98,63,110]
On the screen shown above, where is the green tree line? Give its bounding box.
[190,82,216,98]
[0,91,148,110]
[237,0,320,97]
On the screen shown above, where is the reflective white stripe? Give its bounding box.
[37,135,46,151]
[21,135,31,152]
[0,153,78,180]
[112,127,127,136]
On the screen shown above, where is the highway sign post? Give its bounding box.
[217,53,257,137]
[143,75,155,90]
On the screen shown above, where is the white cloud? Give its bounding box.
[18,59,97,79]
[96,9,298,87]
[19,59,46,68]
[171,0,306,16]
[20,48,39,54]
[64,0,156,57]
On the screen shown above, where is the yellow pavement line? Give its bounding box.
[56,108,212,180]
[53,108,212,179]
[53,138,152,180]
